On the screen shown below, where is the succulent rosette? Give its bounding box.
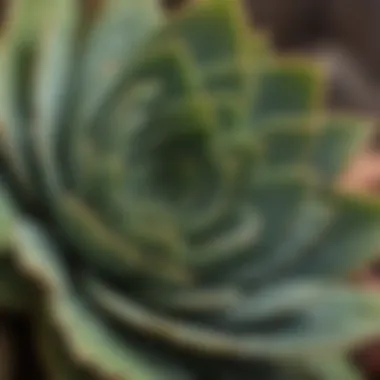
[1,1,380,379]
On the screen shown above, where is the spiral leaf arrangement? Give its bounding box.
[1,0,380,379]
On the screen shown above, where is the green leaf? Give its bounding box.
[291,193,380,277]
[312,116,372,183]
[10,219,191,380]
[250,60,323,122]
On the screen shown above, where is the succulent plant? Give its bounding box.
[1,0,380,379]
